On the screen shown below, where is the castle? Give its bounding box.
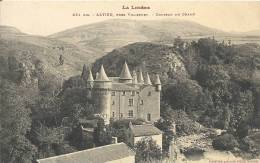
[84,62,161,124]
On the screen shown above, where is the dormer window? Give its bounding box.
[112,101,115,105]
[131,91,135,96]
[122,91,126,96]
[140,100,144,105]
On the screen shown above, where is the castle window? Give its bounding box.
[112,112,115,117]
[147,113,151,121]
[148,91,151,96]
[122,91,126,96]
[140,100,144,105]
[131,91,135,96]
[128,110,133,118]
[112,91,115,96]
[112,101,115,105]
[128,99,134,106]
[120,113,123,118]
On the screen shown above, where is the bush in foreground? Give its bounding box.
[212,133,239,150]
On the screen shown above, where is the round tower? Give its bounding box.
[93,65,112,125]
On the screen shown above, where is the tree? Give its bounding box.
[163,79,212,117]
[93,118,112,146]
[59,55,64,65]
[134,137,163,163]
[0,80,36,163]
[212,133,239,150]
[173,36,185,54]
[155,118,174,157]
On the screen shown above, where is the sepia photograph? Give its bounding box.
[0,1,260,163]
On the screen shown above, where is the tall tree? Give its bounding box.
[134,137,163,163]
[0,80,36,163]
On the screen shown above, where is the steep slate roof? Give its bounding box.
[130,124,162,137]
[119,62,132,80]
[37,143,135,163]
[87,69,94,82]
[111,83,137,91]
[96,65,110,81]
[137,70,144,84]
[81,64,88,80]
[144,72,152,85]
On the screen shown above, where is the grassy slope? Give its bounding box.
[0,26,97,78]
[49,19,227,55]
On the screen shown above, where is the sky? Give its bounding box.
[0,1,260,36]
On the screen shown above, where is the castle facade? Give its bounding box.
[85,62,161,124]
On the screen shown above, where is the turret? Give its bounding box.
[154,74,161,91]
[81,64,88,80]
[137,69,144,85]
[86,68,94,89]
[119,61,132,83]
[93,65,112,125]
[144,72,152,85]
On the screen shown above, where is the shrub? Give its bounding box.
[212,133,239,150]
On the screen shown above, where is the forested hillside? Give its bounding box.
[93,38,260,131]
[1,31,260,162]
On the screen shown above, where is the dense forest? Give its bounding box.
[1,37,260,162]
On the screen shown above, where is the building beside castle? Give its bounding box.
[126,122,163,149]
[37,143,135,163]
[84,62,161,124]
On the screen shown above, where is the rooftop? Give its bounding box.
[120,62,132,80]
[37,143,135,163]
[111,83,137,91]
[130,124,162,137]
[95,65,110,81]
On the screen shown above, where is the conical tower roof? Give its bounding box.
[132,70,138,84]
[137,69,144,84]
[87,68,94,82]
[144,72,152,85]
[96,65,110,81]
[154,74,161,85]
[120,62,132,80]
[81,64,88,80]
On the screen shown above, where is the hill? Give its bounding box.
[0,26,96,79]
[49,19,227,56]
[91,42,188,81]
